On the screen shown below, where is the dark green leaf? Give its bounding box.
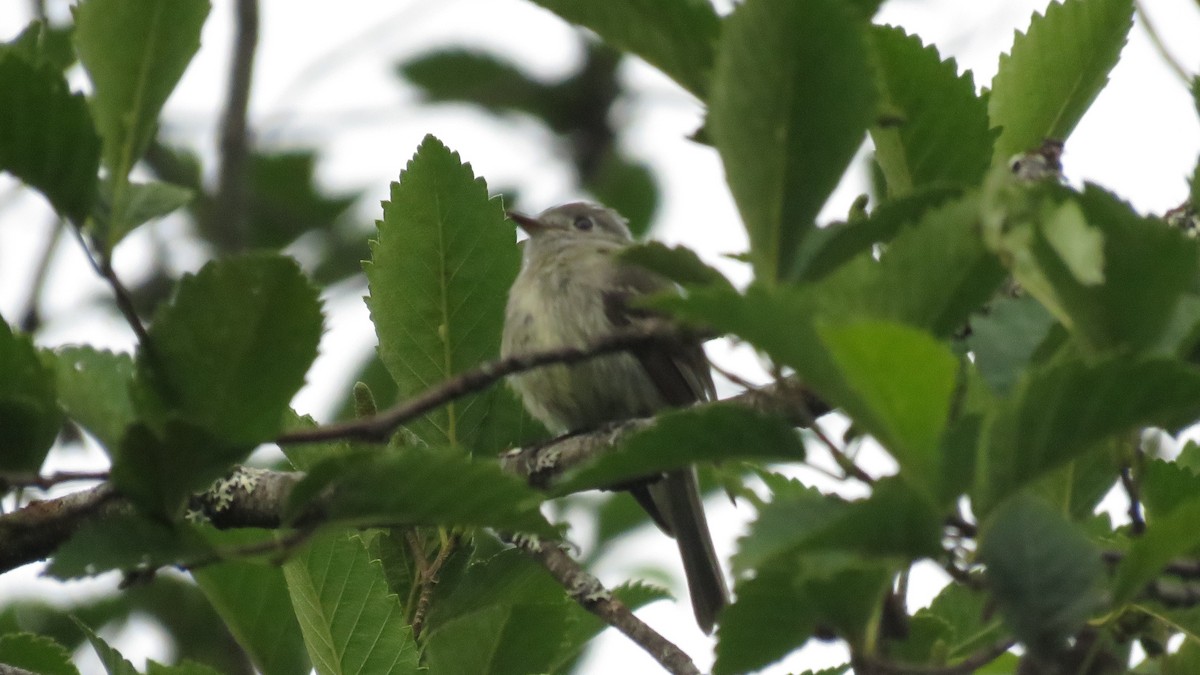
[0,319,62,471]
[46,346,134,453]
[918,581,1005,658]
[72,618,141,675]
[0,633,79,675]
[110,421,245,518]
[399,50,553,117]
[364,135,524,452]
[0,50,99,223]
[868,25,994,195]
[281,530,420,675]
[528,0,718,98]
[989,0,1134,160]
[554,405,804,496]
[8,21,76,71]
[191,538,310,675]
[288,449,555,537]
[735,478,942,573]
[619,242,733,289]
[1141,457,1200,518]
[714,555,891,675]
[589,153,659,238]
[135,253,322,444]
[968,295,1058,396]
[92,179,193,249]
[979,495,1104,656]
[1114,495,1200,605]
[145,660,222,675]
[73,0,209,178]
[46,512,212,579]
[976,357,1200,513]
[709,0,876,282]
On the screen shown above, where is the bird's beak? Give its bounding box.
[507,211,552,234]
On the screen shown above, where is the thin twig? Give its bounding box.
[19,219,64,332]
[507,533,701,675]
[860,638,1015,675]
[0,471,110,492]
[277,325,711,445]
[1134,0,1193,85]
[183,527,314,571]
[211,0,259,248]
[1120,464,1146,536]
[67,224,153,348]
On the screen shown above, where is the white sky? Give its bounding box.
[1,1,1198,673]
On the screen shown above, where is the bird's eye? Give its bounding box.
[573,215,594,231]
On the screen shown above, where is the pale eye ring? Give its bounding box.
[573,215,594,231]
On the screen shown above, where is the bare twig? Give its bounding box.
[18,219,64,332]
[508,533,700,675]
[211,0,259,248]
[1120,464,1146,536]
[67,224,153,348]
[1134,0,1192,85]
[859,638,1015,675]
[1,470,110,492]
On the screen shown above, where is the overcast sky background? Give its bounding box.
[1,1,1199,672]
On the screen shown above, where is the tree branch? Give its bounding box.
[210,0,259,249]
[506,533,700,675]
[858,638,1015,675]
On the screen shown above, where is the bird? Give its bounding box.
[501,201,729,633]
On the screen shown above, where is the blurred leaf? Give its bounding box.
[399,50,552,116]
[92,179,193,249]
[979,495,1104,657]
[146,661,222,675]
[709,0,876,282]
[554,405,804,495]
[192,536,310,675]
[989,0,1133,160]
[976,357,1200,513]
[110,420,244,518]
[529,0,719,98]
[46,512,212,579]
[281,530,420,675]
[1141,457,1200,518]
[0,633,79,675]
[134,253,323,445]
[8,21,76,71]
[715,555,891,675]
[968,295,1058,396]
[620,242,733,290]
[287,449,555,536]
[279,410,355,473]
[0,49,99,223]
[234,151,358,250]
[0,319,62,472]
[735,478,942,573]
[552,581,672,672]
[46,346,135,453]
[73,618,141,675]
[589,153,659,238]
[819,321,958,496]
[73,0,209,178]
[918,581,1005,659]
[868,25,994,195]
[1114,495,1200,605]
[364,135,523,452]
[1027,438,1120,522]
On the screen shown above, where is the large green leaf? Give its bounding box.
[0,633,79,675]
[192,537,311,675]
[868,25,994,195]
[968,294,1059,396]
[46,346,134,453]
[528,0,718,98]
[72,618,141,675]
[46,512,213,579]
[1114,495,1200,606]
[708,0,877,283]
[0,319,62,472]
[134,253,323,445]
[364,135,524,452]
[553,405,804,495]
[989,0,1133,161]
[0,48,99,223]
[976,357,1200,513]
[282,530,421,675]
[979,495,1104,657]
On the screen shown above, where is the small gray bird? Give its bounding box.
[501,201,729,634]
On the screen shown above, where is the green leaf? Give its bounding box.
[1141,457,1200,518]
[989,0,1134,160]
[231,151,359,251]
[589,153,660,239]
[528,0,718,98]
[192,539,310,675]
[135,253,322,444]
[0,633,79,675]
[364,135,523,452]
[979,495,1104,657]
[46,346,134,453]
[553,405,804,496]
[0,319,63,472]
[8,21,76,71]
[145,660,222,675]
[918,581,1005,658]
[715,555,891,675]
[399,49,554,116]
[110,421,245,518]
[281,530,420,675]
[46,512,212,579]
[0,49,100,223]
[73,0,209,178]
[619,242,733,289]
[977,357,1200,513]
[709,0,876,283]
[735,477,942,573]
[1114,495,1200,605]
[72,618,141,675]
[868,25,994,195]
[968,295,1058,396]
[93,179,193,249]
[820,321,958,494]
[287,449,555,536]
